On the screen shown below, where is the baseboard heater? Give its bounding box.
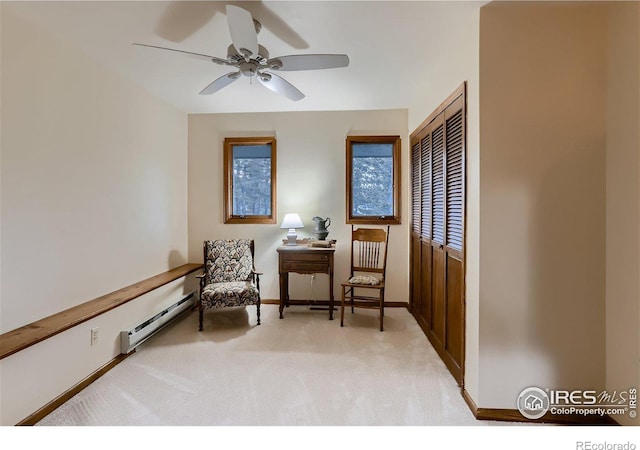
[120,292,194,354]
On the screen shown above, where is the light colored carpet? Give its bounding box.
[36,305,504,426]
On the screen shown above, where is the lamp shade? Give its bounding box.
[280,213,304,229]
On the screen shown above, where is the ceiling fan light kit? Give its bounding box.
[133,5,350,101]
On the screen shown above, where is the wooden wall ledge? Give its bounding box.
[0,263,203,360]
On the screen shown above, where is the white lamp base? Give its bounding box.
[286,229,298,246]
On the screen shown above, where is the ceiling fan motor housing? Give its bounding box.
[227,44,268,66]
[238,62,258,77]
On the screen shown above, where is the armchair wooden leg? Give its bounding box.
[198,303,204,331]
[340,288,346,327]
[256,301,261,325]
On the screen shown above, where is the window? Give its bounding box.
[224,137,276,224]
[346,135,401,225]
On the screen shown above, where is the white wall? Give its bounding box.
[605,1,640,426]
[188,110,409,306]
[478,2,607,408]
[0,5,189,424]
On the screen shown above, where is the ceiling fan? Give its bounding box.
[133,5,350,101]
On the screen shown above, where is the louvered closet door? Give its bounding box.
[409,83,466,387]
[410,140,422,317]
[446,104,464,256]
[430,116,446,349]
[444,95,465,380]
[411,141,421,237]
[419,131,433,329]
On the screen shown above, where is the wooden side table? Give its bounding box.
[277,245,336,319]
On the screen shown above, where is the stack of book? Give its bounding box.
[310,240,336,248]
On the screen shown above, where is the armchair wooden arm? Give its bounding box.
[196,273,206,290]
[251,270,262,293]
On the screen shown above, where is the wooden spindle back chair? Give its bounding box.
[340,225,390,331]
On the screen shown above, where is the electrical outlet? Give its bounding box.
[91,328,99,346]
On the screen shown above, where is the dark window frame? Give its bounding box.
[223,137,277,224]
[346,135,401,225]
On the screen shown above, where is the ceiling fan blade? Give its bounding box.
[199,72,241,95]
[133,43,230,65]
[268,54,350,71]
[257,72,305,101]
[226,5,259,59]
[154,1,216,43]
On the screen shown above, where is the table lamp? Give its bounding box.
[281,213,304,245]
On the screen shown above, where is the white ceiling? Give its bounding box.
[6,1,483,114]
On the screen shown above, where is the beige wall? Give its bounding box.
[479,2,607,408]
[0,5,189,424]
[188,110,409,305]
[605,1,640,426]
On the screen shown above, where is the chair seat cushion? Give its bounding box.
[201,281,260,309]
[348,275,381,285]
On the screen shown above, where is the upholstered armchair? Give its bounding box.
[197,239,261,331]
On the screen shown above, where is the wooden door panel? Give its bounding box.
[431,245,445,347]
[410,234,422,315]
[446,255,464,369]
[420,240,432,328]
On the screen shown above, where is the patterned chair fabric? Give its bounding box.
[204,239,254,285]
[198,239,261,330]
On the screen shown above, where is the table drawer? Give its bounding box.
[281,253,330,263]
[282,262,329,272]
